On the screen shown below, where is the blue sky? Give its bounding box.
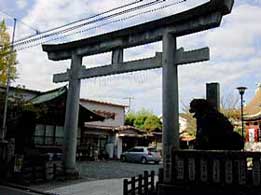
[0,0,261,115]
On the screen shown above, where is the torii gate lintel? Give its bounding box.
[53,47,209,83]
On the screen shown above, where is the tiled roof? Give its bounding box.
[114,125,146,133]
[0,85,41,94]
[244,85,261,120]
[80,98,128,108]
[30,86,67,104]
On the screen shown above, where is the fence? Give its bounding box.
[123,170,156,195]
[0,141,15,178]
[171,150,261,187]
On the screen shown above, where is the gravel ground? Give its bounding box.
[30,160,162,191]
[77,160,162,179]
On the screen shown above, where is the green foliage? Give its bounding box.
[125,108,162,132]
[125,112,136,126]
[143,115,162,132]
[0,86,42,123]
[0,20,17,85]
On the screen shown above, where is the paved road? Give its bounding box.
[47,178,124,195]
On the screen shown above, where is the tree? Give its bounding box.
[220,93,240,121]
[0,20,17,86]
[143,115,162,132]
[124,108,162,132]
[134,109,152,129]
[125,111,136,126]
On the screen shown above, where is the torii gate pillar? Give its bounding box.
[162,33,179,182]
[63,53,82,176]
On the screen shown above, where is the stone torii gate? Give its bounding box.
[42,0,234,181]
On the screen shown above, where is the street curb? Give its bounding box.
[0,182,59,195]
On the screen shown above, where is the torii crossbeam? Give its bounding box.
[42,0,234,182]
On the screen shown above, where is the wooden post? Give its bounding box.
[144,170,149,195]
[151,170,155,192]
[158,168,164,184]
[138,174,142,194]
[252,158,261,186]
[123,179,128,195]
[131,177,135,195]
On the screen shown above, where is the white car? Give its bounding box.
[121,146,161,164]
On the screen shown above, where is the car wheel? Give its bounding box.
[154,161,160,164]
[121,156,126,162]
[141,157,147,164]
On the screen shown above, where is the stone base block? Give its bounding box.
[157,183,261,195]
[64,168,79,180]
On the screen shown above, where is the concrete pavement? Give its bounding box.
[47,178,124,195]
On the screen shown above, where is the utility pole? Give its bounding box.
[123,97,134,112]
[1,18,16,141]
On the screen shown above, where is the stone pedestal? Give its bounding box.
[0,139,15,179]
[64,167,80,180]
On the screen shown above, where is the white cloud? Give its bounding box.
[16,0,28,9]
[205,4,261,60]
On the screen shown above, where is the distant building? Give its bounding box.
[79,98,151,160]
[244,84,261,143]
[5,86,104,155]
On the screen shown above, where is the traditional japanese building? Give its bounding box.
[6,86,105,155]
[4,85,154,161]
[244,84,261,142]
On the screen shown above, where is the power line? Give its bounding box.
[14,0,144,44]
[7,0,186,52]
[0,9,39,33]
[13,0,164,48]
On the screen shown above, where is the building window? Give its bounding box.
[55,126,64,145]
[34,124,45,145]
[34,124,65,146]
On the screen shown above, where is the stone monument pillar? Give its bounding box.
[206,82,220,111]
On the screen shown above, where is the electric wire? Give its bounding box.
[15,0,186,51]
[0,9,39,33]
[4,0,186,53]
[13,0,164,48]
[14,0,144,44]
